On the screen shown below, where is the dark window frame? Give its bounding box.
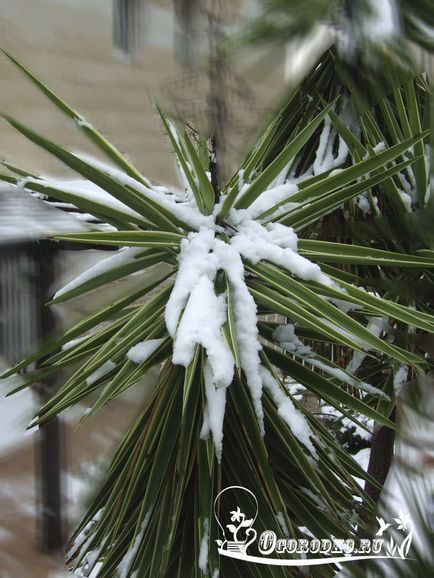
[113,0,141,58]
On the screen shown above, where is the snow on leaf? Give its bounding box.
[127,338,165,365]
[198,518,210,573]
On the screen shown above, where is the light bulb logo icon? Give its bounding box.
[214,485,258,555]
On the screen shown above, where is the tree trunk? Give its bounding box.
[364,409,396,506]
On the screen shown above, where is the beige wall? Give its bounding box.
[0,0,182,185]
[0,0,286,188]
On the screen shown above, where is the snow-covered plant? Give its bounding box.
[0,49,432,577]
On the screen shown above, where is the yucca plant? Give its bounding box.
[0,48,433,577]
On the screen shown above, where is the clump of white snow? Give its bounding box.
[21,176,145,221]
[117,513,152,578]
[346,317,387,374]
[198,517,210,573]
[373,142,386,153]
[276,511,290,538]
[229,219,335,288]
[54,247,143,300]
[363,0,400,42]
[393,365,409,393]
[172,276,234,388]
[164,228,218,337]
[127,338,165,365]
[62,336,88,351]
[246,181,299,219]
[313,116,348,177]
[285,380,306,401]
[398,190,413,212]
[326,296,362,313]
[86,361,116,385]
[355,192,380,216]
[165,227,265,440]
[76,154,214,231]
[67,509,103,562]
[274,323,389,399]
[273,324,312,356]
[355,193,371,215]
[260,366,317,457]
[217,240,264,430]
[200,370,226,463]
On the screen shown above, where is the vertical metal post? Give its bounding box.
[33,240,65,553]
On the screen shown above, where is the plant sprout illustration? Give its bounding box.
[226,507,255,541]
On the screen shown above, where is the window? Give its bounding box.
[174,0,200,67]
[113,0,142,58]
[0,250,37,365]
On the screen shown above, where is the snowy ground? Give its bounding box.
[0,380,144,578]
[0,380,36,456]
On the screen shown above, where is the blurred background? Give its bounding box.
[0,0,292,184]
